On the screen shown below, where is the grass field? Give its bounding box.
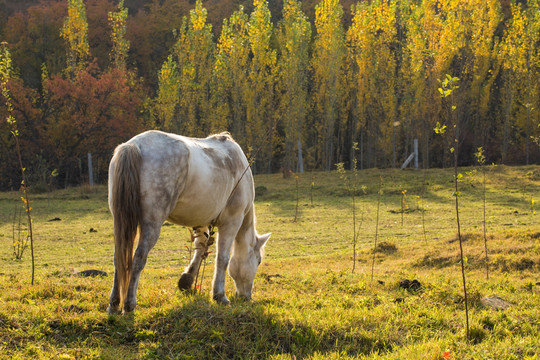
[0,165,539,359]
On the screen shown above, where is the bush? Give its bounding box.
[373,241,398,254]
[255,185,268,197]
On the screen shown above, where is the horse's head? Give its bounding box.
[229,232,270,300]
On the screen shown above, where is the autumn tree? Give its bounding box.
[401,0,472,167]
[346,0,398,168]
[154,55,180,130]
[171,0,215,137]
[2,1,67,88]
[211,6,250,143]
[44,63,143,184]
[276,0,311,173]
[500,0,540,164]
[401,0,434,167]
[108,0,130,71]
[311,0,345,170]
[246,0,277,172]
[60,0,89,76]
[460,0,501,155]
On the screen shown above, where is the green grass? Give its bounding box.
[0,165,539,359]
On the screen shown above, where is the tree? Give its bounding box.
[60,0,90,76]
[212,6,250,144]
[276,0,311,173]
[460,0,501,155]
[108,0,129,71]
[171,0,215,137]
[44,64,143,184]
[154,55,180,131]
[246,0,277,172]
[2,0,67,88]
[346,0,398,169]
[311,0,345,170]
[401,0,433,168]
[500,0,540,164]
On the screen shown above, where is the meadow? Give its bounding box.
[0,165,539,359]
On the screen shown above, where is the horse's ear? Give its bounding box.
[256,233,271,250]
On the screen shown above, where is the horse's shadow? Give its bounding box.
[42,293,390,359]
[103,297,302,359]
[95,295,392,359]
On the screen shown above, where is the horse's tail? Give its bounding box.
[110,142,142,309]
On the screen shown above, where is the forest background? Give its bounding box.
[0,0,539,190]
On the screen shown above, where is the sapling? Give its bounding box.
[336,142,361,273]
[310,170,314,206]
[400,187,407,226]
[521,171,534,200]
[1,43,36,285]
[420,170,428,244]
[371,176,383,282]
[437,74,469,339]
[294,174,299,222]
[12,207,29,260]
[475,147,489,280]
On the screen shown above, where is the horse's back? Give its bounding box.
[124,130,251,227]
[167,132,252,226]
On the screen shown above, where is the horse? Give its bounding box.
[107,130,270,314]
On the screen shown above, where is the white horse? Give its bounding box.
[107,130,270,314]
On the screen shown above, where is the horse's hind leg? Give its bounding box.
[108,260,121,313]
[123,222,161,313]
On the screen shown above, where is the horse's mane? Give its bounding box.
[209,132,233,142]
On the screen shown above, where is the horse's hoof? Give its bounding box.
[178,273,194,291]
[213,293,230,305]
[123,301,136,314]
[107,305,122,315]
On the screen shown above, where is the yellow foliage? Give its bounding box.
[60,0,89,75]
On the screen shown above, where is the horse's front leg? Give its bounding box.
[123,223,161,313]
[212,220,241,305]
[178,227,210,292]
